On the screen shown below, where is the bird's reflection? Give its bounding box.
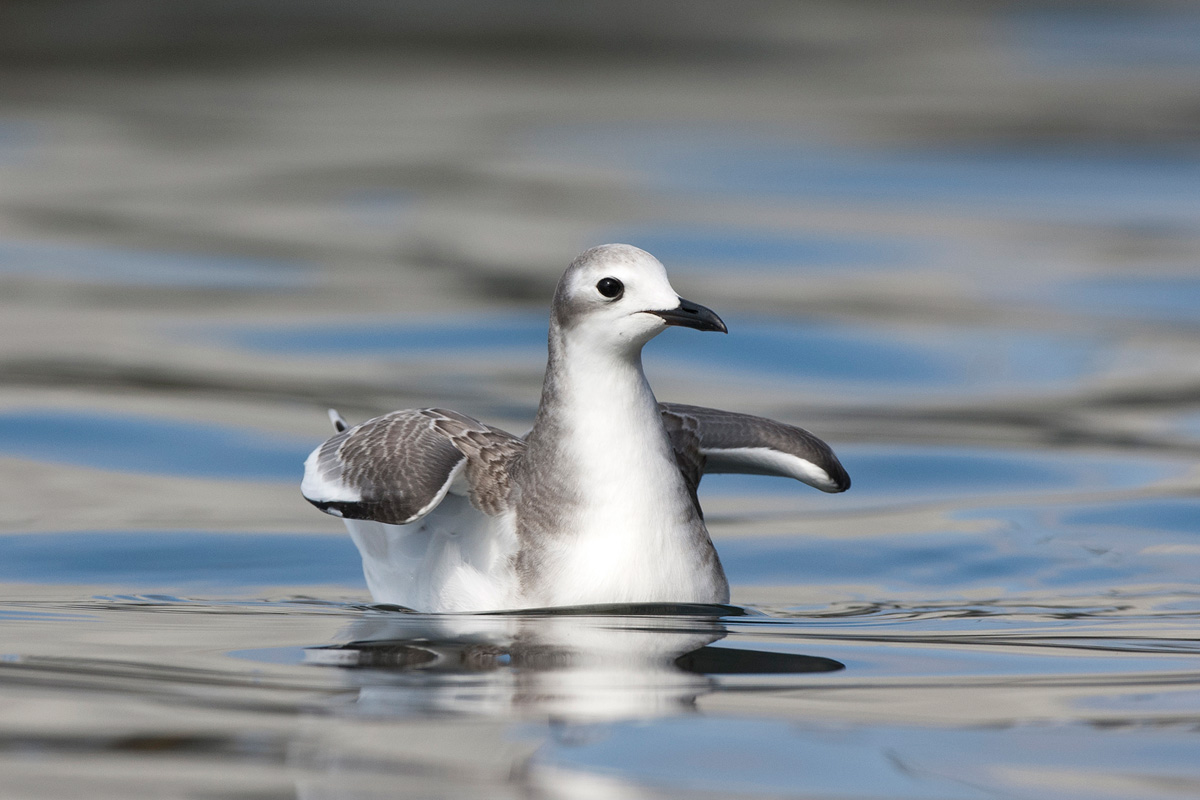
[306,604,843,721]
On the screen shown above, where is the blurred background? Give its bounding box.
[1,2,1200,798]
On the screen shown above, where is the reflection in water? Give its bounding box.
[3,594,1200,799]
[305,606,842,721]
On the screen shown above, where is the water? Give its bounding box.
[2,2,1200,798]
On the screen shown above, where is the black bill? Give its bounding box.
[647,298,728,333]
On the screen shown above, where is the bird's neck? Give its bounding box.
[526,325,693,536]
[519,326,721,607]
[530,327,664,455]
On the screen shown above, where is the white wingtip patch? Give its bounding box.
[301,445,362,503]
[702,446,837,491]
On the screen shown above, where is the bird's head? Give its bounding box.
[551,244,726,357]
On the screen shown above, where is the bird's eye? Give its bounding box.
[596,277,624,299]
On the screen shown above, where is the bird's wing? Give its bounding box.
[659,402,850,493]
[301,408,525,525]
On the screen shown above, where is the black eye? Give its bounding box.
[596,277,623,299]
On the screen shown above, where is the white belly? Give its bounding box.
[524,438,727,608]
[344,494,519,612]
[534,523,727,607]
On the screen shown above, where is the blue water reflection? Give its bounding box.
[721,534,1050,592]
[654,146,1200,224]
[532,124,1200,224]
[534,718,1200,799]
[224,313,1101,393]
[1057,276,1200,325]
[1063,498,1200,535]
[945,500,1200,590]
[536,717,979,800]
[0,532,364,588]
[0,411,311,480]
[233,314,547,357]
[0,241,310,290]
[1008,6,1200,67]
[601,226,923,272]
[722,520,1200,594]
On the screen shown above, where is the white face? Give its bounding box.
[554,244,685,354]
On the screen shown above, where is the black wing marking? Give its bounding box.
[301,408,525,525]
[659,402,850,493]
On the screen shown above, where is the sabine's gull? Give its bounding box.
[302,244,849,611]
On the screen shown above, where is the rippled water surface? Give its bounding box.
[2,2,1200,798]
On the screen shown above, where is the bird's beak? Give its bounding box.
[647,298,728,333]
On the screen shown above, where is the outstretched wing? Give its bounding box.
[301,408,525,525]
[659,402,850,493]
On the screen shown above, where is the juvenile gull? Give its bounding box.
[302,244,850,612]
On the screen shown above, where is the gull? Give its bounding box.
[302,244,849,612]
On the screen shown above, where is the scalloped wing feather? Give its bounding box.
[301,408,524,525]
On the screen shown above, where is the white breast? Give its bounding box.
[524,351,727,607]
[345,495,520,612]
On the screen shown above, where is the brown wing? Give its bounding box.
[301,408,524,525]
[659,402,850,493]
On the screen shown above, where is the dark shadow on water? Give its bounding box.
[481,601,750,617]
[674,646,842,675]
